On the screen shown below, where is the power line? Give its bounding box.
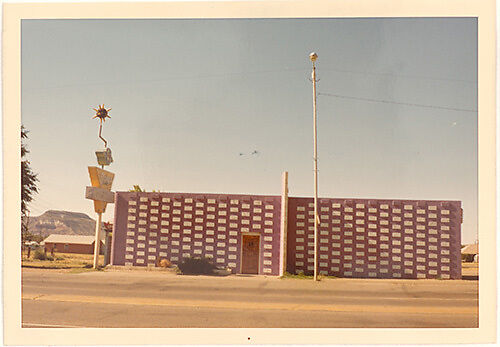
[32,195,55,208]
[29,203,50,214]
[27,205,46,216]
[318,67,476,85]
[318,92,477,113]
[24,65,476,93]
[23,67,309,92]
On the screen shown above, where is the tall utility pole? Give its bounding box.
[309,52,319,281]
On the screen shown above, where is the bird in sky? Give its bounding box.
[238,150,259,157]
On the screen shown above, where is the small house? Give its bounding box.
[41,234,104,255]
[461,243,478,262]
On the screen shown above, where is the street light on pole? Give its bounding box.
[309,52,319,282]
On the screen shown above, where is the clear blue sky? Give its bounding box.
[21,18,477,243]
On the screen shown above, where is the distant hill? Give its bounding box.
[24,210,96,238]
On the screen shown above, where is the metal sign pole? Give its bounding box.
[88,104,115,269]
[93,212,102,268]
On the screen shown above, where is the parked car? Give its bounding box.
[24,241,40,249]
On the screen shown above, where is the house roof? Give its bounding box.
[41,234,103,245]
[461,243,478,255]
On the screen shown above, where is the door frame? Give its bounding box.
[239,232,261,274]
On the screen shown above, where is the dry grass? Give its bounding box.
[462,262,479,269]
[22,250,104,269]
[461,261,478,278]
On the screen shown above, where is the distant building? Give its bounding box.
[461,243,478,262]
[41,234,104,254]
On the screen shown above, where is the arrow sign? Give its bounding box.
[88,166,114,189]
[87,166,115,213]
[85,186,115,203]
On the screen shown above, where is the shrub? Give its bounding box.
[46,255,54,261]
[462,254,475,262]
[33,249,47,260]
[177,257,216,275]
[157,258,171,268]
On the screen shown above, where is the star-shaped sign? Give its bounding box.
[93,104,112,122]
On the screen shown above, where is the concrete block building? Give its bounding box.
[286,197,462,279]
[111,177,462,279]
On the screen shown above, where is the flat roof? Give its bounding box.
[41,234,103,245]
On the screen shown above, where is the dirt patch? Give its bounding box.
[461,262,478,280]
[22,252,103,270]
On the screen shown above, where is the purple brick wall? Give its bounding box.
[111,192,282,275]
[111,191,462,279]
[286,198,462,279]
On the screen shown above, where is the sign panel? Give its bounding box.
[95,148,113,166]
[85,186,115,203]
[93,200,107,214]
[87,166,115,213]
[88,166,115,189]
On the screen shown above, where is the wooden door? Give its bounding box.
[241,235,260,274]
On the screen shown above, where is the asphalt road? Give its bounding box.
[22,268,478,328]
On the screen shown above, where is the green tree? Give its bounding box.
[21,125,38,234]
